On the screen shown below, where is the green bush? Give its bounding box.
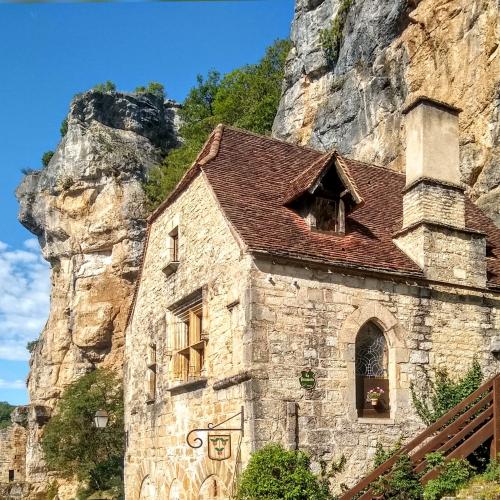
[143,39,291,208]
[423,456,474,500]
[319,0,354,67]
[60,117,68,137]
[42,150,54,167]
[41,369,124,498]
[373,439,403,469]
[26,340,39,353]
[411,358,483,426]
[235,444,331,500]
[373,454,423,499]
[0,401,14,429]
[93,81,116,93]
[135,81,165,98]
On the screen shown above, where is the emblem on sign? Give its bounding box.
[208,434,231,461]
[299,370,316,390]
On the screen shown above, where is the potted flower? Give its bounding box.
[366,387,384,407]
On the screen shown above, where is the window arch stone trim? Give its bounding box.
[339,302,409,421]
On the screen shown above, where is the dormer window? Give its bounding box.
[309,197,345,234]
[284,153,362,237]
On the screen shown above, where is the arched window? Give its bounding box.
[355,322,389,418]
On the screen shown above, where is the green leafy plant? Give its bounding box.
[60,117,68,137]
[411,358,483,426]
[93,81,117,93]
[143,39,291,208]
[423,455,474,500]
[0,401,14,429]
[42,150,54,167]
[26,340,39,354]
[319,0,354,68]
[134,81,165,98]
[41,369,124,498]
[373,439,403,469]
[235,443,332,500]
[373,454,423,499]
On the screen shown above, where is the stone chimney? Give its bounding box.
[393,97,487,287]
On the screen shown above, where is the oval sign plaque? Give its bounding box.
[299,370,316,390]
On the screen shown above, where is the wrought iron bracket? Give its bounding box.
[186,406,244,449]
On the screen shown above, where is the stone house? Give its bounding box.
[124,98,500,499]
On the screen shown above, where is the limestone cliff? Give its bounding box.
[15,90,180,491]
[273,0,499,225]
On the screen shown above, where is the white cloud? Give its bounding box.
[0,379,26,390]
[0,239,50,361]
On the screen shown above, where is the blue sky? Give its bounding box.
[0,0,294,405]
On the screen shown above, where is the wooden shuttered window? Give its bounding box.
[169,294,204,382]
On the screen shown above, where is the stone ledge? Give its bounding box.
[167,378,207,396]
[402,176,466,194]
[213,371,253,391]
[392,220,487,239]
[357,417,395,425]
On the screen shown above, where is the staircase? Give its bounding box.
[340,374,500,500]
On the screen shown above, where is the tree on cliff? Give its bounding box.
[0,401,14,429]
[41,369,124,498]
[144,38,291,208]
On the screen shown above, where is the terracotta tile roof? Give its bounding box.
[155,125,500,288]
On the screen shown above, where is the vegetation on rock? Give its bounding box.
[319,0,354,68]
[143,38,291,208]
[93,81,117,93]
[26,340,39,353]
[0,401,14,429]
[60,117,68,137]
[235,443,331,500]
[42,150,54,167]
[134,81,165,98]
[41,369,124,499]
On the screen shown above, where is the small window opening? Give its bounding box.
[145,344,157,403]
[355,322,390,418]
[170,227,179,262]
[9,470,14,482]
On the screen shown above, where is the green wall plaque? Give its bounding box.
[299,370,316,390]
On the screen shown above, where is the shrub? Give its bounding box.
[319,0,354,67]
[423,456,474,500]
[373,454,423,499]
[0,401,14,429]
[26,340,39,353]
[93,81,116,93]
[373,439,403,468]
[235,444,331,500]
[41,369,124,497]
[42,150,54,167]
[21,167,36,175]
[411,358,483,426]
[135,81,165,98]
[60,117,68,137]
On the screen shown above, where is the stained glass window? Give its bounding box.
[355,322,388,378]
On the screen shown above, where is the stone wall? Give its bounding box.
[247,257,500,489]
[125,173,254,499]
[0,424,27,484]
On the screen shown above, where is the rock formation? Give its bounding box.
[15,90,180,495]
[273,0,499,225]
